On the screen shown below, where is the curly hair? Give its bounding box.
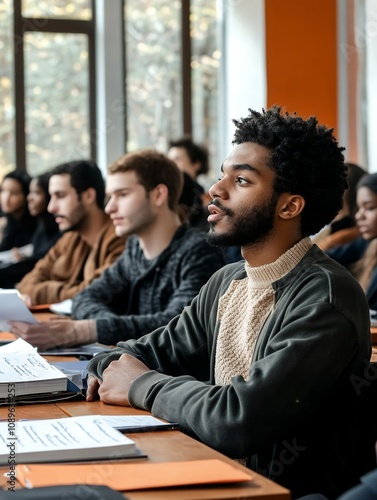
[232,106,347,237]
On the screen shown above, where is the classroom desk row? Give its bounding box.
[1,314,376,498]
[1,309,290,499]
[0,394,291,499]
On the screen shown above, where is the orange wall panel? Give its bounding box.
[265,0,338,133]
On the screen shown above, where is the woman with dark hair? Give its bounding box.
[314,162,366,250]
[327,172,377,310]
[0,169,35,252]
[0,171,60,288]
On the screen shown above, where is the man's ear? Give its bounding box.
[278,194,305,220]
[81,187,97,205]
[151,183,169,207]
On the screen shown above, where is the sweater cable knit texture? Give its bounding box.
[215,238,313,385]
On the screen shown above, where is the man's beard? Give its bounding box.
[62,220,81,233]
[58,205,87,233]
[206,193,278,248]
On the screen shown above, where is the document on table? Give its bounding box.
[0,338,68,399]
[0,415,140,464]
[0,289,38,331]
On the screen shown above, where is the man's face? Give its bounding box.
[168,147,199,179]
[206,142,278,248]
[47,174,87,232]
[105,171,156,237]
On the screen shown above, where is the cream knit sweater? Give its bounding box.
[215,238,313,385]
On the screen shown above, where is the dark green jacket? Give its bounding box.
[89,245,372,498]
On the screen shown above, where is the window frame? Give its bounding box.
[10,1,221,174]
[13,0,97,170]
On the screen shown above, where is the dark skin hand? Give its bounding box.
[86,354,151,406]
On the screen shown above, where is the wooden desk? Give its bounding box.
[0,400,290,499]
[1,313,290,497]
[0,403,67,421]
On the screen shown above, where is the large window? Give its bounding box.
[190,0,221,179]
[124,0,221,176]
[23,31,91,173]
[0,0,14,179]
[124,0,182,152]
[1,2,221,179]
[0,0,95,177]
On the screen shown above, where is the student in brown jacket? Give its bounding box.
[16,160,126,306]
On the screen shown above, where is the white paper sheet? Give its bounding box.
[0,290,38,331]
[0,416,137,464]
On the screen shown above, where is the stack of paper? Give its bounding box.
[0,338,67,400]
[0,415,140,464]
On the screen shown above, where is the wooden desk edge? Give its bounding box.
[0,400,291,499]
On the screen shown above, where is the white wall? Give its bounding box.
[365,0,377,172]
[221,0,266,162]
[337,0,349,152]
[95,0,125,176]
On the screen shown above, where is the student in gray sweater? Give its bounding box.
[10,150,225,349]
[71,223,223,345]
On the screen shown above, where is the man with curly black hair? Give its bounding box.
[87,107,372,498]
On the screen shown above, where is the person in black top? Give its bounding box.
[0,171,60,288]
[0,170,35,253]
[327,172,377,310]
[168,136,210,231]
[313,162,366,250]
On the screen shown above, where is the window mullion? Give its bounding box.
[181,0,192,136]
[13,0,26,169]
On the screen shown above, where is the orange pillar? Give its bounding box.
[265,0,338,134]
